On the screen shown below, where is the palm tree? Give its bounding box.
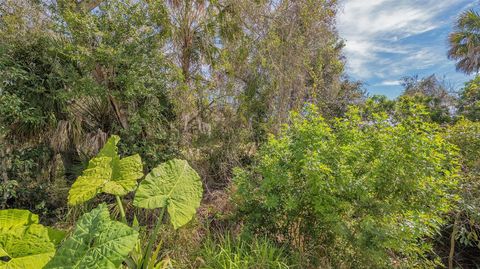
[448,9,480,75]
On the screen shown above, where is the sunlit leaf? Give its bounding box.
[45,203,138,269]
[68,135,143,205]
[0,209,62,269]
[133,159,203,229]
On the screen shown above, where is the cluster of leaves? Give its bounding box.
[0,0,361,214]
[234,103,460,268]
[1,135,204,268]
[0,0,180,220]
[443,119,480,261]
[0,209,64,268]
[400,75,455,124]
[458,76,480,122]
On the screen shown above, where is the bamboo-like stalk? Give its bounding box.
[115,195,127,224]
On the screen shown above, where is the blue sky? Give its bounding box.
[338,0,477,98]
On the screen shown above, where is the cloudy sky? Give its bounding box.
[337,0,477,98]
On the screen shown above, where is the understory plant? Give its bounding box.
[234,103,460,268]
[0,135,203,269]
[443,119,480,267]
[199,235,294,269]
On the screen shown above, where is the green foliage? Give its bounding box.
[56,135,203,268]
[444,119,480,248]
[235,104,459,268]
[448,9,480,74]
[45,203,138,269]
[0,29,78,140]
[199,235,293,269]
[3,1,477,268]
[0,145,54,211]
[458,75,480,121]
[400,75,455,124]
[0,0,359,221]
[0,209,64,269]
[68,135,143,205]
[134,159,203,229]
[57,0,178,171]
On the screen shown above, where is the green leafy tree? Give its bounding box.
[443,119,480,267]
[448,9,480,74]
[400,75,455,123]
[56,0,178,170]
[234,104,459,268]
[458,76,480,121]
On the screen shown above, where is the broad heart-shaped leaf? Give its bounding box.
[68,156,113,206]
[45,203,138,269]
[68,135,143,205]
[0,209,63,269]
[133,159,203,229]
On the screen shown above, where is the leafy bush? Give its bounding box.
[442,119,480,266]
[234,104,459,268]
[458,76,480,121]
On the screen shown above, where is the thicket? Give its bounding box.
[0,0,361,218]
[234,102,460,268]
[1,0,480,268]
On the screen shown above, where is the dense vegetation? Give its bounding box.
[1,0,480,268]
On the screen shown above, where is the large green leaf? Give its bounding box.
[0,209,63,269]
[0,209,38,228]
[45,203,138,269]
[68,135,143,205]
[133,159,203,229]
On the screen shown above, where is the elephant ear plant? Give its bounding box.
[133,159,203,268]
[0,135,203,268]
[53,135,202,268]
[44,204,138,269]
[68,135,144,223]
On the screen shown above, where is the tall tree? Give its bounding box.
[217,0,362,136]
[458,75,480,121]
[400,75,455,123]
[448,9,480,75]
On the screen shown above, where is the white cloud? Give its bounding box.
[338,0,470,80]
[375,80,401,86]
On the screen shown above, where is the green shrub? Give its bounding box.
[234,104,459,268]
[458,76,480,121]
[442,119,480,265]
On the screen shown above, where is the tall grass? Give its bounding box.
[199,235,295,269]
